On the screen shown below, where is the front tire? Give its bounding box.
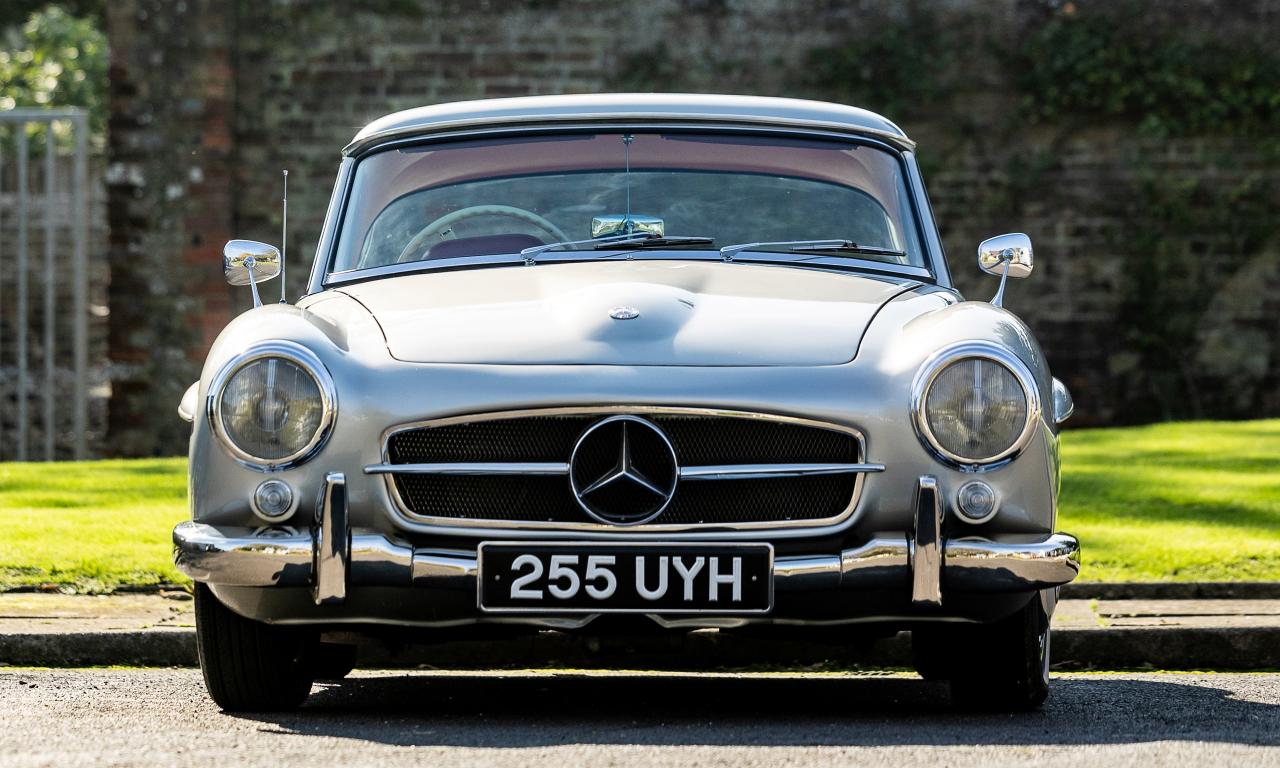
[913,596,1051,711]
[194,583,315,711]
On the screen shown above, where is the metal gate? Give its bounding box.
[0,109,89,461]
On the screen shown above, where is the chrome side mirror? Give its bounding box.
[977,233,1033,308]
[224,239,281,308]
[591,214,665,238]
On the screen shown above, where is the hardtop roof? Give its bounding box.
[344,93,912,156]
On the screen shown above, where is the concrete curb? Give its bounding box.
[0,630,197,667]
[1051,627,1280,670]
[1062,582,1280,600]
[4,625,1279,670]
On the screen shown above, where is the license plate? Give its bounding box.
[477,542,774,614]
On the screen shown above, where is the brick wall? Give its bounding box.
[106,0,1280,455]
[106,0,236,456]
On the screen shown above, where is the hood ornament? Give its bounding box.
[609,306,640,320]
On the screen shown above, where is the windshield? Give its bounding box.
[331,132,926,273]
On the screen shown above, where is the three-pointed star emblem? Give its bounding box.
[577,420,668,498]
[569,415,679,525]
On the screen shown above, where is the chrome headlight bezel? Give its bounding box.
[910,342,1041,470]
[207,341,337,471]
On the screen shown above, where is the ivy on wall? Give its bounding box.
[1015,3,1280,138]
[801,2,968,124]
[794,0,1280,424]
[1111,164,1278,421]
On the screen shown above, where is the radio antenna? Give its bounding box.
[622,134,633,232]
[279,169,288,304]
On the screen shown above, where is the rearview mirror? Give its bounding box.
[977,233,1033,307]
[591,215,665,238]
[224,239,281,307]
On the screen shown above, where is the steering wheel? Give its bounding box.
[394,205,572,264]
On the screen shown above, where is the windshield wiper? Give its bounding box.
[718,239,906,262]
[519,233,713,264]
[593,235,713,250]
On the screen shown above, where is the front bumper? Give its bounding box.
[174,473,1080,611]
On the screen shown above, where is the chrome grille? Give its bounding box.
[371,407,881,531]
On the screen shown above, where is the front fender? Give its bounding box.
[854,292,1061,533]
[188,292,387,526]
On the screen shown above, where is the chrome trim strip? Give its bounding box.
[205,340,338,471]
[172,522,315,587]
[364,461,885,480]
[909,341,1043,471]
[305,158,355,297]
[174,523,1081,594]
[679,462,885,481]
[412,548,479,589]
[911,476,943,607]
[773,554,842,591]
[313,472,349,605]
[841,536,913,588]
[944,534,1082,591]
[375,406,871,535]
[902,150,953,289]
[324,249,933,289]
[364,462,570,476]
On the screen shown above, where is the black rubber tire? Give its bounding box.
[308,642,358,681]
[194,583,315,711]
[946,597,1051,711]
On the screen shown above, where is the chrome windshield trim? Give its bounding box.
[324,250,932,288]
[365,462,570,476]
[679,463,885,481]
[319,123,933,290]
[374,405,873,537]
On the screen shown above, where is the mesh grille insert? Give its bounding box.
[385,411,863,527]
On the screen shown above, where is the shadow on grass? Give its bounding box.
[1062,476,1279,530]
[1066,451,1280,474]
[236,673,1280,748]
[107,462,186,477]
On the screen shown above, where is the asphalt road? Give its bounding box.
[2,669,1279,767]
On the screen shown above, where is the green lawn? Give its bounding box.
[0,421,1277,591]
[0,459,187,592]
[1059,420,1280,582]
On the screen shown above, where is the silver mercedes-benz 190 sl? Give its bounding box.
[175,94,1080,711]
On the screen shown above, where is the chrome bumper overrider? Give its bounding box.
[174,474,1080,607]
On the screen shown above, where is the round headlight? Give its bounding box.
[212,346,333,467]
[915,348,1036,466]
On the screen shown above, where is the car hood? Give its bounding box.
[333,261,922,366]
